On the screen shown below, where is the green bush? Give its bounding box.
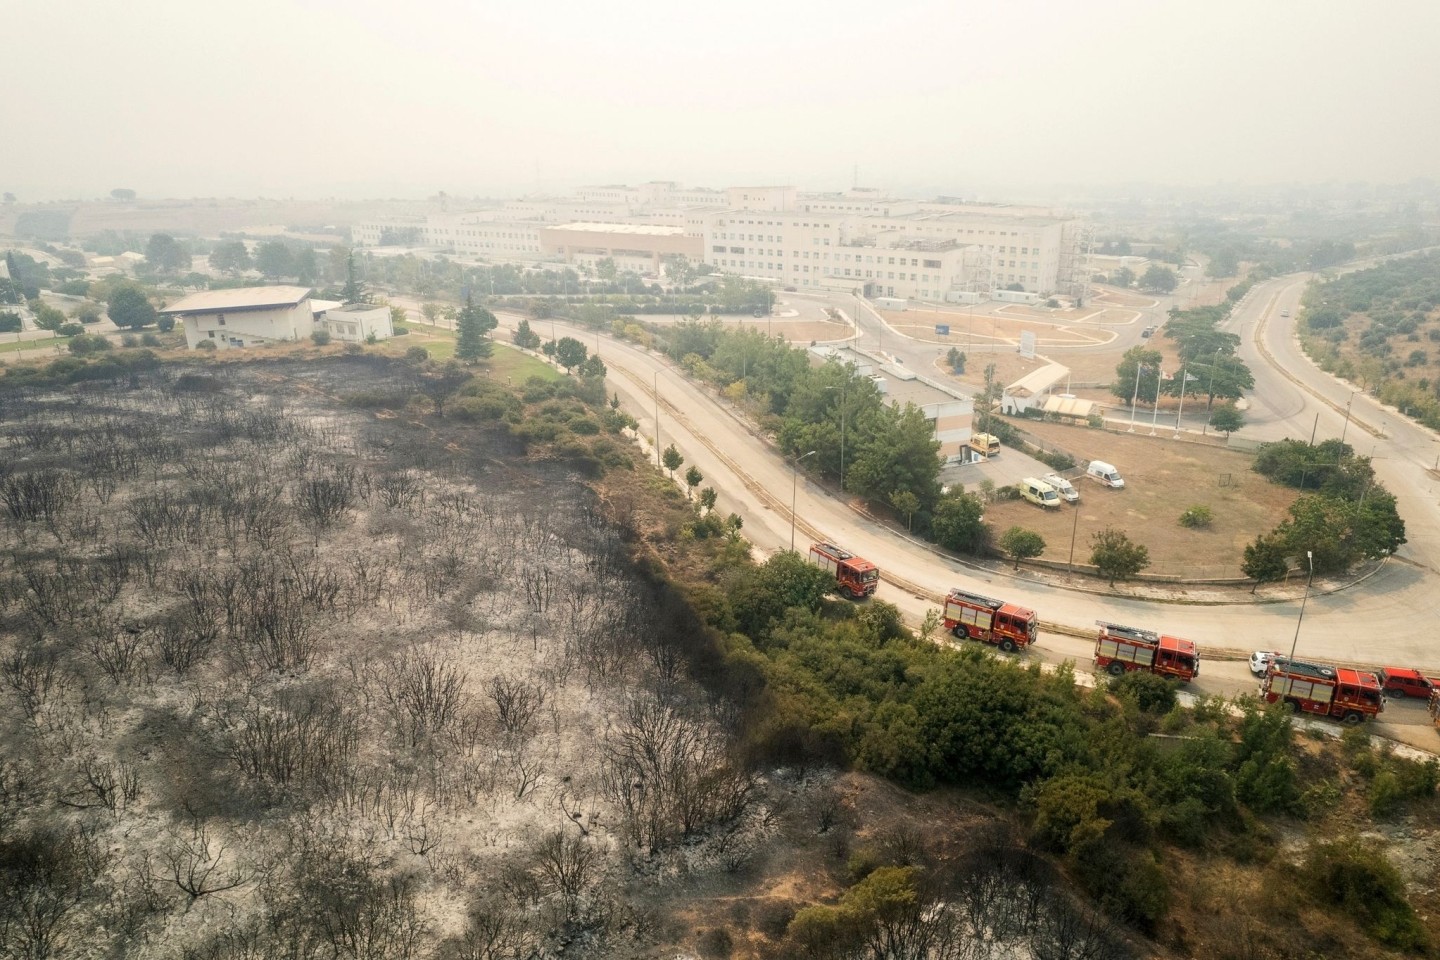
[196,340,217,352]
[1178,505,1214,528]
[156,315,175,332]
[140,332,162,347]
[1306,836,1429,950]
[1108,670,1178,714]
[58,321,85,337]
[311,330,332,345]
[120,333,139,348]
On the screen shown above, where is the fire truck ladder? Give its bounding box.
[951,590,1003,609]
[1095,621,1159,645]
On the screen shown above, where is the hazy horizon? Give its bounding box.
[5,0,1438,202]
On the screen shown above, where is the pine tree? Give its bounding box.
[455,294,494,362]
[341,251,365,304]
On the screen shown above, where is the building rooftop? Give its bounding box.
[161,285,312,314]
[550,222,687,237]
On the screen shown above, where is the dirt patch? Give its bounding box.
[982,419,1298,579]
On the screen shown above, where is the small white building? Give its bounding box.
[314,302,392,342]
[1002,363,1070,415]
[162,285,315,350]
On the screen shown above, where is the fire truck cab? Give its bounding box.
[806,542,880,599]
[1093,621,1199,682]
[1261,657,1384,725]
[942,589,1037,653]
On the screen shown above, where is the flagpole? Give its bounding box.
[1173,365,1188,437]
[1128,363,1143,433]
[1150,367,1162,435]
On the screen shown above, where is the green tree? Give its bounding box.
[415,359,470,418]
[1139,264,1178,293]
[595,257,617,282]
[945,346,966,374]
[999,527,1046,569]
[1111,346,1163,404]
[456,295,495,362]
[255,241,295,280]
[892,490,919,531]
[684,465,703,500]
[663,254,693,288]
[554,336,587,372]
[30,301,66,331]
[1242,533,1290,592]
[699,487,718,513]
[1208,402,1244,437]
[728,550,835,638]
[1207,249,1240,278]
[208,240,251,276]
[1089,527,1150,585]
[0,310,20,333]
[145,233,190,274]
[513,318,541,349]
[661,444,683,478]
[341,250,365,304]
[106,286,157,330]
[294,248,318,285]
[846,402,942,511]
[578,354,606,380]
[931,491,989,554]
[1110,266,1135,288]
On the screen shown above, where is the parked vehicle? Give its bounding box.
[1042,473,1080,503]
[942,589,1037,653]
[1141,325,1157,338]
[1085,460,1125,488]
[970,433,1001,458]
[1377,667,1435,699]
[1094,621,1200,682]
[806,541,879,599]
[1260,657,1384,724]
[1020,477,1061,509]
[1249,650,1279,677]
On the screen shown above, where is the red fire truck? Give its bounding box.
[1093,621,1200,682]
[942,589,1037,652]
[806,542,879,599]
[1260,657,1384,724]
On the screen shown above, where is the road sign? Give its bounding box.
[1020,330,1036,358]
[935,324,950,336]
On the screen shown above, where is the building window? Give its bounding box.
[217,314,226,325]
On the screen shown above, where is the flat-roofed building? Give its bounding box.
[313,301,393,342]
[161,285,314,350]
[537,222,703,274]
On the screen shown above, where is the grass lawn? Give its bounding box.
[486,344,561,383]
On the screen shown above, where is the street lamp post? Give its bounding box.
[790,450,818,551]
[653,370,661,468]
[1286,550,1315,665]
[1340,391,1356,447]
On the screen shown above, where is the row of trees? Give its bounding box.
[1111,299,1256,410]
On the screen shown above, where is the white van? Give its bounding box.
[1020,477,1062,508]
[1042,473,1080,503]
[1086,460,1125,489]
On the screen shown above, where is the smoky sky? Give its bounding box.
[3,0,1437,200]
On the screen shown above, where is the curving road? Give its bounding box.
[489,285,1440,749]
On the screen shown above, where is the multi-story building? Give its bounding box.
[536,223,703,275]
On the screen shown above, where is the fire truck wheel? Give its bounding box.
[1000,639,1017,653]
[1108,662,1126,677]
[951,626,967,640]
[1285,699,1300,714]
[1342,711,1363,725]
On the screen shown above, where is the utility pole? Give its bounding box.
[653,370,660,468]
[1128,363,1144,432]
[1173,365,1188,437]
[1067,501,1081,577]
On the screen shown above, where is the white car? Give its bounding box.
[1249,650,1279,677]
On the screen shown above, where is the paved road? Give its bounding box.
[478,310,1440,753]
